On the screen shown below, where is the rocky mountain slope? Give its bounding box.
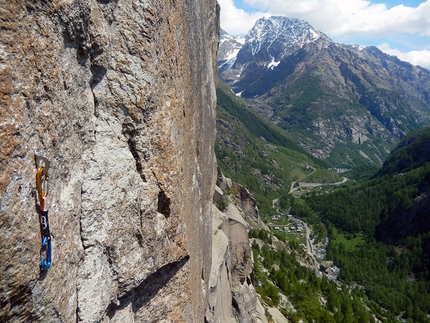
[215,82,337,216]
[1,1,219,322]
[219,16,430,167]
[208,169,268,323]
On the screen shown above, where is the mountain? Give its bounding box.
[216,78,430,321]
[218,16,430,167]
[220,17,331,77]
[380,127,430,175]
[218,28,246,70]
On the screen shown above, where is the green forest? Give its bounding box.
[250,234,374,323]
[302,128,430,322]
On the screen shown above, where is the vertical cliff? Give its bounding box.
[0,0,219,322]
[207,170,267,323]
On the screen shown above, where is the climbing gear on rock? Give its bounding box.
[34,151,52,270]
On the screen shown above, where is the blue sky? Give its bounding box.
[218,0,430,69]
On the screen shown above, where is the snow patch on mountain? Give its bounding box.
[225,48,241,60]
[310,29,319,40]
[353,44,367,51]
[267,57,280,70]
[217,28,245,67]
[235,90,244,97]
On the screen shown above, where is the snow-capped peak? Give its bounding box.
[245,16,331,57]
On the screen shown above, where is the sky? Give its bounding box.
[218,0,430,70]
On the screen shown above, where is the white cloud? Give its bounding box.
[378,43,430,70]
[239,0,430,38]
[217,0,267,35]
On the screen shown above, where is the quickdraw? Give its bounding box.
[34,151,52,270]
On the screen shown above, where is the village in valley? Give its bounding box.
[268,212,340,282]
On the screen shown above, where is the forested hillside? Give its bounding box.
[306,127,430,322]
[250,232,373,323]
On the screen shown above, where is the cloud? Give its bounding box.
[378,43,430,70]
[217,0,267,34]
[241,0,430,38]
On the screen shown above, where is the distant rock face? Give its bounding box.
[0,1,219,322]
[207,174,267,323]
[231,182,260,221]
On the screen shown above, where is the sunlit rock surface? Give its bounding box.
[0,1,219,321]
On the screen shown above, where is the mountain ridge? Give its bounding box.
[218,16,430,167]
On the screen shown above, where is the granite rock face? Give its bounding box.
[0,1,219,322]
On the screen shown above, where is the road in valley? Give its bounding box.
[289,174,347,194]
[289,166,316,194]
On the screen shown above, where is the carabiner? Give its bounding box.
[34,151,50,175]
[40,236,52,270]
[34,151,50,208]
